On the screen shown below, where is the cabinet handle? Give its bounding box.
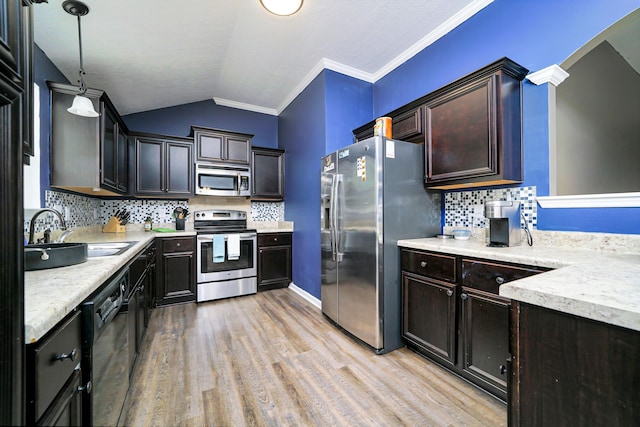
[496,276,505,285]
[460,293,468,301]
[446,289,453,297]
[274,237,278,242]
[176,243,181,247]
[54,348,77,363]
[499,365,507,375]
[77,380,92,395]
[420,261,427,268]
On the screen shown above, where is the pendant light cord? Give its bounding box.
[76,14,87,95]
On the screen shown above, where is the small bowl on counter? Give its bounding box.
[452,229,472,240]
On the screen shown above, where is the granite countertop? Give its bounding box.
[397,236,640,333]
[250,221,294,233]
[24,230,195,344]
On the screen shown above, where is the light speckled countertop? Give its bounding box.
[25,221,295,343]
[397,236,640,332]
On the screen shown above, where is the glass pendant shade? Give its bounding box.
[67,94,99,117]
[260,0,303,16]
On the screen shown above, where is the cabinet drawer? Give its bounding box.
[401,249,456,283]
[32,311,82,420]
[258,233,292,247]
[461,258,547,295]
[161,237,194,253]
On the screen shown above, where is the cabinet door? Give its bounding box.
[392,106,424,143]
[226,136,251,164]
[426,75,497,183]
[195,133,224,163]
[460,288,510,399]
[135,138,164,194]
[251,148,284,200]
[258,245,291,289]
[402,273,457,365]
[116,124,127,192]
[36,369,82,427]
[101,106,118,191]
[165,141,193,196]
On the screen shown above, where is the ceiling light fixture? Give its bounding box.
[63,0,98,117]
[260,0,303,16]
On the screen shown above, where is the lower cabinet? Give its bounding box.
[257,232,292,291]
[400,248,547,401]
[510,302,640,426]
[26,311,87,426]
[155,236,196,306]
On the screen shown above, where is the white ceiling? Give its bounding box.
[34,0,492,116]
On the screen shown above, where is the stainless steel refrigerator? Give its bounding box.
[321,136,441,354]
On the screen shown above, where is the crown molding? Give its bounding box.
[527,64,570,86]
[372,0,495,80]
[221,0,495,115]
[537,192,640,208]
[212,97,278,116]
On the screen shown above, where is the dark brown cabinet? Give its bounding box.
[352,58,528,190]
[155,236,196,306]
[400,248,547,400]
[257,233,292,291]
[191,126,252,165]
[133,133,193,198]
[402,273,457,365]
[26,310,86,426]
[251,147,285,200]
[510,302,640,426]
[424,59,528,189]
[48,82,129,196]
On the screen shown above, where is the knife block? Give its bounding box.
[103,217,126,233]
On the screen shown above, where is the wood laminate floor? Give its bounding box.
[120,289,506,426]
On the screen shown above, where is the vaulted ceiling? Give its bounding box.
[34,0,492,115]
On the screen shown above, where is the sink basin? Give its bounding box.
[25,242,88,271]
[87,241,136,257]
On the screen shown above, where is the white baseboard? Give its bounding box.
[287,282,321,310]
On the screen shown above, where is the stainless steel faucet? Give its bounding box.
[28,208,68,245]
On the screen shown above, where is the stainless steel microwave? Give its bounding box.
[195,163,251,197]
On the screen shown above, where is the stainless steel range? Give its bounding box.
[194,210,257,302]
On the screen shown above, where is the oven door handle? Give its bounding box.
[197,233,256,241]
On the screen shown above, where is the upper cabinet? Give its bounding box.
[132,132,193,198]
[251,147,285,201]
[47,82,129,196]
[352,58,528,190]
[191,126,252,165]
[424,58,528,189]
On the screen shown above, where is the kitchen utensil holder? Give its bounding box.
[176,217,185,231]
[103,217,126,233]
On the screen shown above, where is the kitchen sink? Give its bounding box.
[87,241,136,257]
[25,242,88,271]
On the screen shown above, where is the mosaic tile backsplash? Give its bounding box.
[25,191,286,233]
[444,186,537,229]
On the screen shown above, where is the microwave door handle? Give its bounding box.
[237,173,241,196]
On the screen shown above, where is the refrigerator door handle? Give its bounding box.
[334,174,344,262]
[330,174,338,262]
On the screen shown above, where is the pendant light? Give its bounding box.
[260,0,303,16]
[63,0,99,117]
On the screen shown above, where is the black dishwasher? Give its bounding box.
[81,267,129,427]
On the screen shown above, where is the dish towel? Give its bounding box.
[213,234,225,263]
[227,234,240,261]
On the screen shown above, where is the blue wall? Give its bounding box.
[279,73,327,298]
[371,0,640,234]
[123,101,278,148]
[279,71,373,298]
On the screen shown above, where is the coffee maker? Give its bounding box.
[484,200,522,247]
